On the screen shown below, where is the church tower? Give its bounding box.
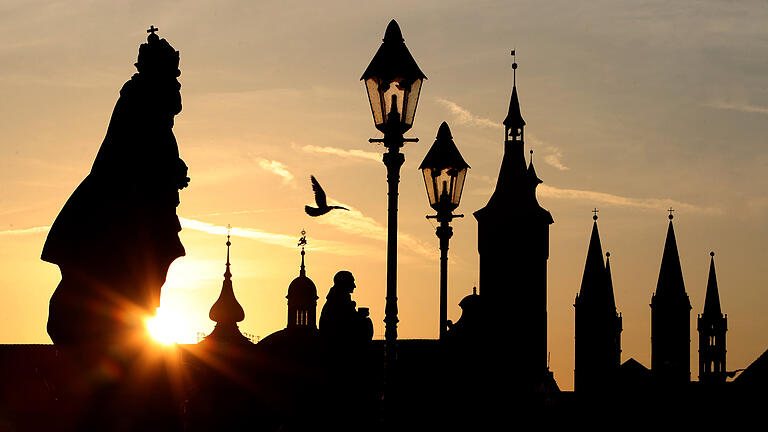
[287,231,318,330]
[474,53,553,386]
[698,252,727,384]
[574,213,622,392]
[205,229,251,345]
[650,212,692,384]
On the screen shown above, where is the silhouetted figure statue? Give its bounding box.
[305,175,349,217]
[319,271,373,342]
[42,27,188,347]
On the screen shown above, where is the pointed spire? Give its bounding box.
[703,251,722,316]
[503,49,526,132]
[298,229,308,277]
[605,251,616,310]
[655,215,687,298]
[208,227,245,330]
[579,214,606,301]
[527,149,542,185]
[503,85,526,132]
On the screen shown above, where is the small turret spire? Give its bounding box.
[703,251,722,316]
[503,50,526,138]
[297,229,308,277]
[206,226,249,344]
[224,224,232,279]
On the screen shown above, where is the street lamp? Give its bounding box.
[361,19,425,414]
[419,122,469,340]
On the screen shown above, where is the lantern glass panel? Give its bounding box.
[365,78,384,126]
[402,78,422,129]
[422,166,467,211]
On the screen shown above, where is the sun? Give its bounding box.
[145,306,195,345]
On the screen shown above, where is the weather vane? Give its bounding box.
[298,229,307,249]
[511,49,518,85]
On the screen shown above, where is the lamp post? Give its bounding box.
[361,19,426,400]
[419,122,469,340]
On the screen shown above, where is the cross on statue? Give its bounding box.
[592,208,599,220]
[147,25,159,35]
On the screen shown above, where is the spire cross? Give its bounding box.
[592,208,599,220]
[147,25,159,35]
[511,49,518,86]
[224,224,232,278]
[667,207,675,220]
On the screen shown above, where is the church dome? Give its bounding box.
[288,274,318,302]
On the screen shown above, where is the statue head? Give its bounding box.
[134,29,182,117]
[333,271,355,294]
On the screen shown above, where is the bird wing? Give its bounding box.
[310,175,328,208]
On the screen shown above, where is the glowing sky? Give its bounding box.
[2,0,768,390]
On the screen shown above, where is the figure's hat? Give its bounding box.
[135,25,180,77]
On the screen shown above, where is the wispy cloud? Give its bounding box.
[436,98,498,129]
[537,185,720,213]
[179,217,370,256]
[437,98,569,171]
[0,225,50,236]
[705,101,768,116]
[317,201,435,260]
[257,159,294,184]
[529,134,569,171]
[301,145,380,162]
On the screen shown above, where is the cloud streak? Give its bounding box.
[706,101,768,116]
[436,98,498,129]
[0,225,50,236]
[179,217,370,256]
[257,159,294,184]
[301,145,380,162]
[437,98,569,171]
[317,201,435,260]
[537,184,720,213]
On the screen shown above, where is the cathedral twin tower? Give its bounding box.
[574,212,728,391]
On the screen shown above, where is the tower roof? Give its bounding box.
[503,85,526,130]
[288,232,318,301]
[654,218,690,302]
[206,232,250,345]
[527,150,542,185]
[578,218,606,303]
[703,252,722,316]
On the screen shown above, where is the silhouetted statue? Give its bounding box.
[305,175,349,217]
[319,271,373,343]
[42,28,188,347]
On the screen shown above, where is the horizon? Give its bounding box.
[2,0,768,391]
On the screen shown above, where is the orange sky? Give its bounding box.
[2,0,768,390]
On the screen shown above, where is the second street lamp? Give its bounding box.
[419,122,469,340]
[361,19,426,400]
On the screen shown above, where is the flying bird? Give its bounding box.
[305,175,349,217]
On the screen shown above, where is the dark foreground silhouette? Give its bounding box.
[42,27,188,347]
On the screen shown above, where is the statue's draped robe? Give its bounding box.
[43,75,185,345]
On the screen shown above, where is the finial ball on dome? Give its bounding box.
[710,251,715,257]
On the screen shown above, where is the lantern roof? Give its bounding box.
[419,122,470,170]
[360,19,426,82]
